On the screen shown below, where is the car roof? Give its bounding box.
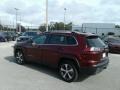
[44,30,97,37]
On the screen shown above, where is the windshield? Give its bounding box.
[87,36,106,47]
[22,32,37,37]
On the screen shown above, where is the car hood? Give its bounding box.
[109,42,120,46]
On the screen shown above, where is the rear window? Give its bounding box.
[87,36,106,47]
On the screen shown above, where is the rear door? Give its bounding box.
[41,34,67,67]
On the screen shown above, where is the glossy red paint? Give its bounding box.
[14,31,109,74]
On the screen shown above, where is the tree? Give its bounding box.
[115,25,120,28]
[0,24,3,29]
[39,22,73,32]
[0,24,3,31]
[65,22,72,30]
[53,22,64,30]
[50,22,72,30]
[39,24,46,32]
[108,32,115,35]
[21,25,26,32]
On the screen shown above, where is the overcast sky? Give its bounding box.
[0,0,120,26]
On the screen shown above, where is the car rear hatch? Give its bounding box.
[83,35,108,64]
[88,35,108,57]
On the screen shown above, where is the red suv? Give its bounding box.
[14,31,109,82]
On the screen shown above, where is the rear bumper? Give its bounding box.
[80,57,109,75]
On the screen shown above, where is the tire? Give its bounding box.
[59,61,79,82]
[15,50,25,65]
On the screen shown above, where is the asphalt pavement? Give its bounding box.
[0,42,119,90]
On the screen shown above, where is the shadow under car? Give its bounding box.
[5,56,90,82]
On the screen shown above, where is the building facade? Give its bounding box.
[72,23,120,36]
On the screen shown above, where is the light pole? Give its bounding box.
[46,0,48,32]
[0,17,1,30]
[19,13,22,32]
[14,8,19,32]
[64,8,66,30]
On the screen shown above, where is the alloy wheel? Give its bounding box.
[60,63,75,81]
[15,51,24,64]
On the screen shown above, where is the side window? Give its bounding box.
[48,35,66,44]
[33,35,47,44]
[66,36,77,45]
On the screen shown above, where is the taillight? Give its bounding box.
[84,46,101,52]
[90,47,101,52]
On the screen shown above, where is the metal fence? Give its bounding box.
[72,26,120,36]
[0,25,15,32]
[0,25,40,32]
[1,25,120,36]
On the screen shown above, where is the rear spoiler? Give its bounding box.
[86,35,99,39]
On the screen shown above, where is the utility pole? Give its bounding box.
[0,17,1,25]
[64,8,66,30]
[19,14,22,32]
[0,17,1,31]
[14,8,19,32]
[46,0,48,32]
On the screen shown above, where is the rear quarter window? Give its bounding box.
[66,36,77,45]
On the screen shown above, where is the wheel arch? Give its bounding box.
[58,56,80,71]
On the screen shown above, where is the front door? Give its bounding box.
[26,35,47,63]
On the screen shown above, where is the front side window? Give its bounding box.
[33,35,47,44]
